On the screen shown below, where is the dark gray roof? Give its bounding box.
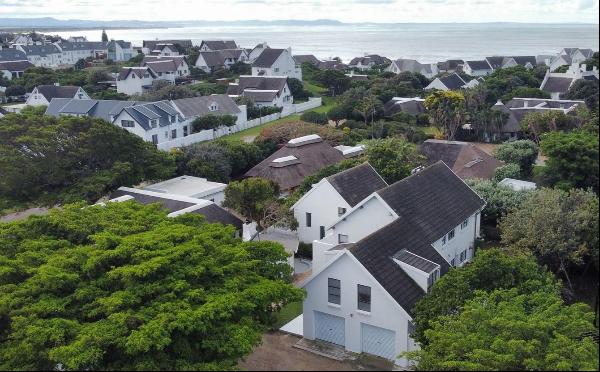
[317,60,347,70]
[491,101,520,133]
[349,54,390,66]
[110,189,242,230]
[0,49,27,62]
[242,90,279,102]
[197,49,244,68]
[253,48,286,68]
[438,73,466,90]
[0,60,34,72]
[143,39,193,50]
[45,98,140,122]
[485,56,505,69]
[142,55,186,67]
[171,95,240,119]
[437,59,464,71]
[228,75,288,96]
[58,41,107,51]
[377,161,486,236]
[394,249,440,273]
[384,98,426,117]
[143,59,179,73]
[510,56,537,66]
[326,163,388,207]
[465,60,492,71]
[200,40,238,51]
[419,140,504,180]
[294,55,320,65]
[118,66,157,80]
[19,44,61,57]
[542,76,574,93]
[33,85,83,100]
[118,101,180,130]
[348,162,484,314]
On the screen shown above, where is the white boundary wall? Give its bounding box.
[157,97,322,151]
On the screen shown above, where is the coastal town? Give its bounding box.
[0,23,599,372]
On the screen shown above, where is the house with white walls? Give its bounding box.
[16,44,62,67]
[199,40,238,52]
[540,62,599,99]
[195,49,248,73]
[142,176,228,205]
[301,162,485,366]
[55,41,107,65]
[348,55,391,71]
[26,85,90,106]
[248,42,270,63]
[107,40,134,61]
[385,59,438,79]
[251,47,302,80]
[171,95,245,128]
[142,40,192,55]
[425,72,479,91]
[0,49,28,63]
[462,60,493,76]
[0,60,34,80]
[116,66,160,95]
[548,48,595,72]
[291,163,388,243]
[227,75,293,108]
[143,55,189,78]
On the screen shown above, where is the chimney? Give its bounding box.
[581,63,587,71]
[523,100,529,108]
[54,82,60,86]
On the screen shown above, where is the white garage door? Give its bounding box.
[314,311,345,346]
[361,323,396,360]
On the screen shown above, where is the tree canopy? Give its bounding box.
[424,90,465,141]
[493,139,538,177]
[0,113,175,208]
[0,202,303,370]
[364,138,425,184]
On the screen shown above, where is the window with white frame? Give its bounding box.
[427,268,440,289]
[338,234,349,244]
[448,228,455,240]
[150,119,158,128]
[461,219,469,229]
[337,207,347,217]
[209,102,218,111]
[121,120,134,127]
[306,212,312,227]
[357,284,371,312]
[460,250,467,262]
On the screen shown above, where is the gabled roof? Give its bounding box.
[244,135,345,190]
[384,97,426,117]
[143,59,179,73]
[376,161,486,239]
[419,140,503,180]
[241,89,279,102]
[485,56,505,69]
[45,98,140,122]
[438,73,466,90]
[118,66,157,80]
[33,85,83,100]
[197,49,244,68]
[200,40,238,50]
[227,75,288,96]
[0,49,28,62]
[0,60,34,72]
[509,56,537,66]
[349,54,390,66]
[465,59,493,71]
[171,95,240,119]
[118,101,180,130]
[541,76,574,94]
[19,44,61,57]
[325,163,388,207]
[143,55,186,68]
[143,39,193,50]
[491,100,520,133]
[253,48,286,68]
[58,41,107,51]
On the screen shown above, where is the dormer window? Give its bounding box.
[427,268,440,289]
[209,103,218,111]
[144,73,150,78]
[150,119,158,128]
[448,228,455,241]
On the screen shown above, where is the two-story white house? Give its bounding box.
[54,41,107,65]
[248,42,270,63]
[227,75,293,108]
[107,40,134,62]
[291,163,388,243]
[116,66,160,95]
[16,44,62,67]
[0,60,34,80]
[251,47,302,81]
[143,55,189,78]
[195,49,248,73]
[26,85,90,106]
[199,40,238,52]
[301,162,485,367]
[386,59,438,79]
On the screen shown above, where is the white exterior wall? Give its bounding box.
[464,64,493,77]
[431,212,479,267]
[303,253,415,367]
[177,61,190,77]
[252,49,302,80]
[116,73,155,95]
[424,78,450,91]
[25,93,50,106]
[293,180,351,243]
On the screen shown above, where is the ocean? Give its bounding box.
[54,23,599,63]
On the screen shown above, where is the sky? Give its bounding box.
[0,0,598,24]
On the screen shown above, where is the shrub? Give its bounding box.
[300,111,328,125]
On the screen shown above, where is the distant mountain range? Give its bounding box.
[0,17,344,30]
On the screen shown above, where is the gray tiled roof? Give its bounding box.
[118,66,157,80]
[34,85,83,100]
[200,40,238,51]
[394,249,440,273]
[171,95,240,119]
[0,60,34,71]
[465,59,492,71]
[58,41,107,51]
[485,56,505,69]
[0,49,28,62]
[19,44,61,57]
[228,75,288,96]
[45,98,141,122]
[143,40,193,50]
[242,90,279,102]
[384,98,425,117]
[253,48,285,68]
[326,163,388,207]
[294,55,320,65]
[119,101,180,130]
[439,73,466,90]
[541,76,574,93]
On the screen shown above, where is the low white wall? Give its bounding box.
[156,97,323,151]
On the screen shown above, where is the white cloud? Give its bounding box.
[0,0,598,23]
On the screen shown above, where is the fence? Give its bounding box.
[156,97,323,151]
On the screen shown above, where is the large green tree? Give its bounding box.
[538,130,599,192]
[0,114,175,207]
[500,188,599,291]
[466,179,533,226]
[409,288,598,371]
[493,139,538,177]
[365,138,425,184]
[424,90,465,141]
[411,248,558,345]
[0,202,303,370]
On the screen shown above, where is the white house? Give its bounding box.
[425,72,479,91]
[55,41,107,65]
[107,40,134,62]
[142,40,192,55]
[195,49,248,73]
[0,60,34,80]
[116,66,160,95]
[26,85,90,106]
[291,163,388,243]
[348,55,390,71]
[248,42,269,63]
[251,47,302,81]
[0,49,28,63]
[301,162,486,367]
[462,60,494,76]
[171,94,245,127]
[227,75,293,108]
[143,55,190,78]
[386,59,438,79]
[142,175,227,205]
[16,44,62,67]
[199,40,238,52]
[540,62,599,99]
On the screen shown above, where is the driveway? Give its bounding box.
[238,332,388,371]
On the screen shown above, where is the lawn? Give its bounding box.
[424,126,442,137]
[220,114,303,143]
[273,301,303,329]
